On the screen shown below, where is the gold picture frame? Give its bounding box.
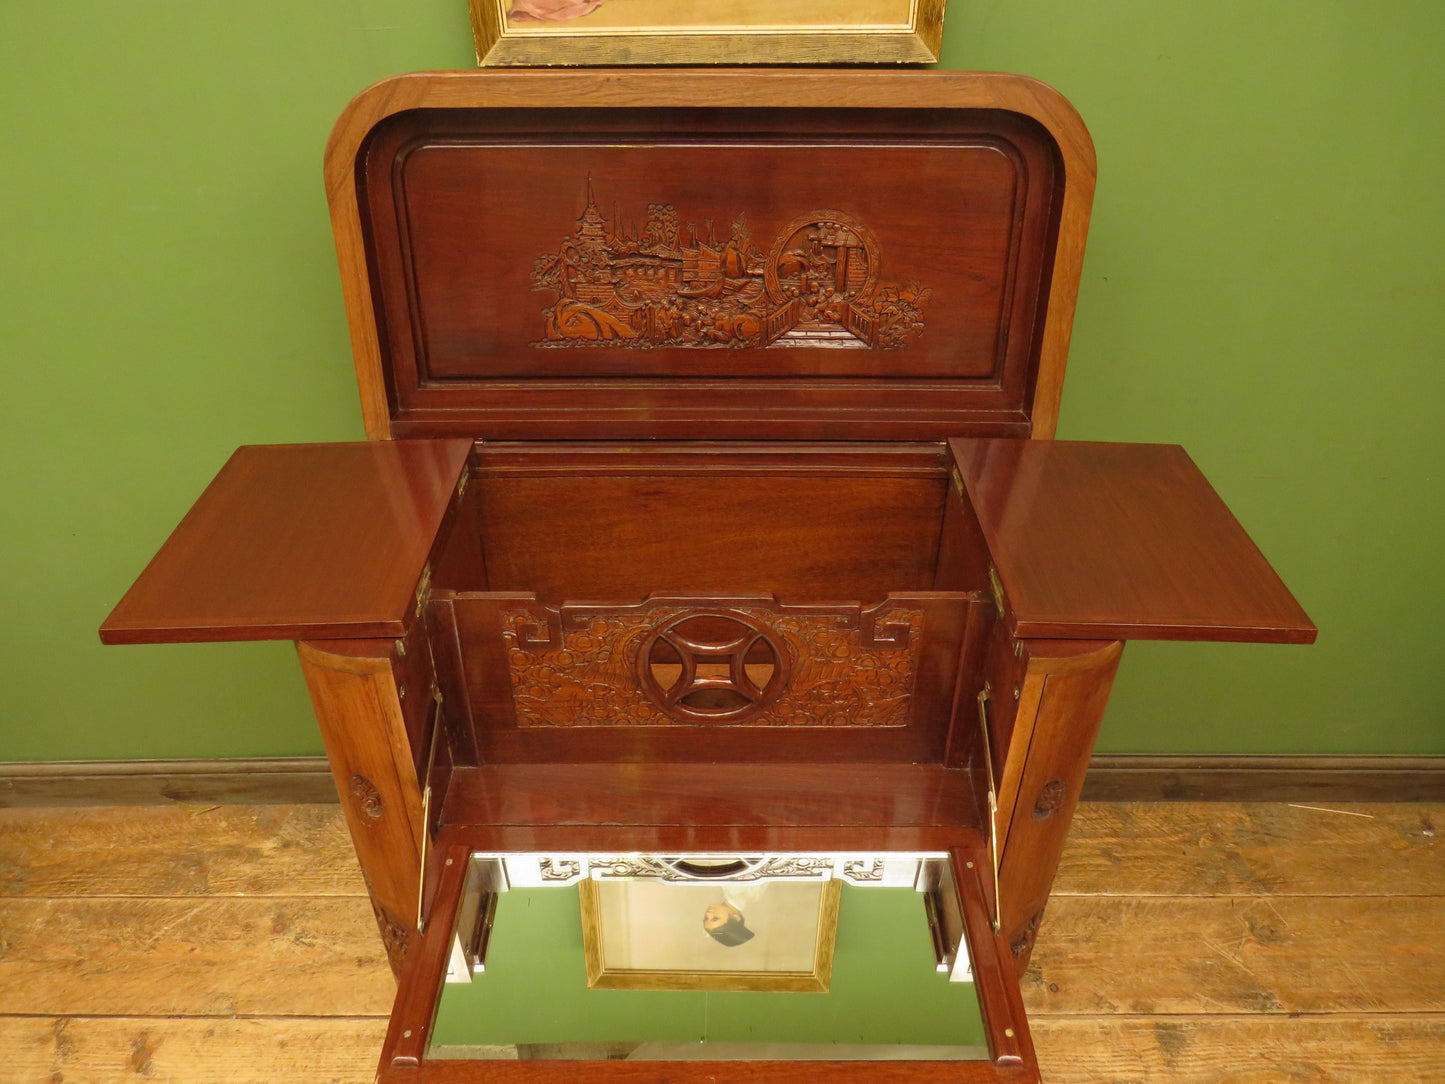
[467,0,944,67]
[579,877,842,992]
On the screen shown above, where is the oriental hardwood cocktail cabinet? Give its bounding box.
[101,70,1314,1082]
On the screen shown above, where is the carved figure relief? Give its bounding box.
[500,597,923,728]
[531,177,930,350]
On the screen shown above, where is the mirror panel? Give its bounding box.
[430,852,988,1062]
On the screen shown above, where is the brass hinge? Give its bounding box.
[950,467,965,498]
[455,470,469,500]
[988,566,1006,616]
[415,685,444,936]
[976,681,1001,933]
[414,563,433,617]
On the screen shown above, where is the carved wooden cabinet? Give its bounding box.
[101,71,1314,1082]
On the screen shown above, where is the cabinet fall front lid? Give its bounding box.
[326,70,1095,443]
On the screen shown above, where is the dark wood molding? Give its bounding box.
[0,757,337,807]
[4,753,1441,808]
[1083,754,1445,803]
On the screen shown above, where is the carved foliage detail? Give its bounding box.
[369,899,410,975]
[501,599,923,729]
[348,773,385,821]
[1033,778,1068,821]
[1010,908,1044,961]
[532,178,929,351]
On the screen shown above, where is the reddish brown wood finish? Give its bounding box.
[440,764,982,831]
[381,831,1038,1083]
[325,71,1095,442]
[948,439,1317,644]
[995,640,1122,975]
[297,638,427,976]
[473,469,947,605]
[100,441,472,644]
[84,65,1326,1084]
[447,591,976,764]
[952,846,1037,1075]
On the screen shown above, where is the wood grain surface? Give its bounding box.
[4,801,1441,1082]
[0,804,364,897]
[1030,1016,1445,1084]
[100,440,471,644]
[0,897,392,1016]
[949,439,1317,644]
[1026,895,1445,1015]
[1,1017,388,1084]
[326,71,1095,442]
[441,763,980,828]
[1054,801,1445,897]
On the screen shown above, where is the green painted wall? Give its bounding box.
[1,2,1440,760]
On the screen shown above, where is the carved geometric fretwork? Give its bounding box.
[840,858,887,883]
[587,856,836,882]
[501,596,923,729]
[538,859,583,882]
[503,854,939,889]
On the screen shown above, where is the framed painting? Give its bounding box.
[579,875,843,992]
[467,0,945,66]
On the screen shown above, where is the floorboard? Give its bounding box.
[1,801,1441,1083]
[1054,802,1444,897]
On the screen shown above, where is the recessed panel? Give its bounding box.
[351,99,1067,439]
[393,141,1023,381]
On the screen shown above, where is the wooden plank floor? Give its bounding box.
[1,802,1440,1082]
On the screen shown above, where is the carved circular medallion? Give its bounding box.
[637,611,789,723]
[763,210,881,308]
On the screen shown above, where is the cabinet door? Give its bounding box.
[101,439,472,644]
[948,438,1315,644]
[381,831,1041,1083]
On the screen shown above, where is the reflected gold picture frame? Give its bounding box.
[579,878,843,992]
[467,0,945,66]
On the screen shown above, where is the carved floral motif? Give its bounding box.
[1010,908,1045,961]
[501,599,923,729]
[532,177,929,351]
[370,899,410,974]
[1033,778,1068,820]
[348,773,385,821]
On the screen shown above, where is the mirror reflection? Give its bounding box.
[431,852,988,1062]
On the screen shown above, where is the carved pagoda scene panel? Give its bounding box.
[354,106,1065,438]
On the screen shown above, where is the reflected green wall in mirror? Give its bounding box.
[431,884,986,1053]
